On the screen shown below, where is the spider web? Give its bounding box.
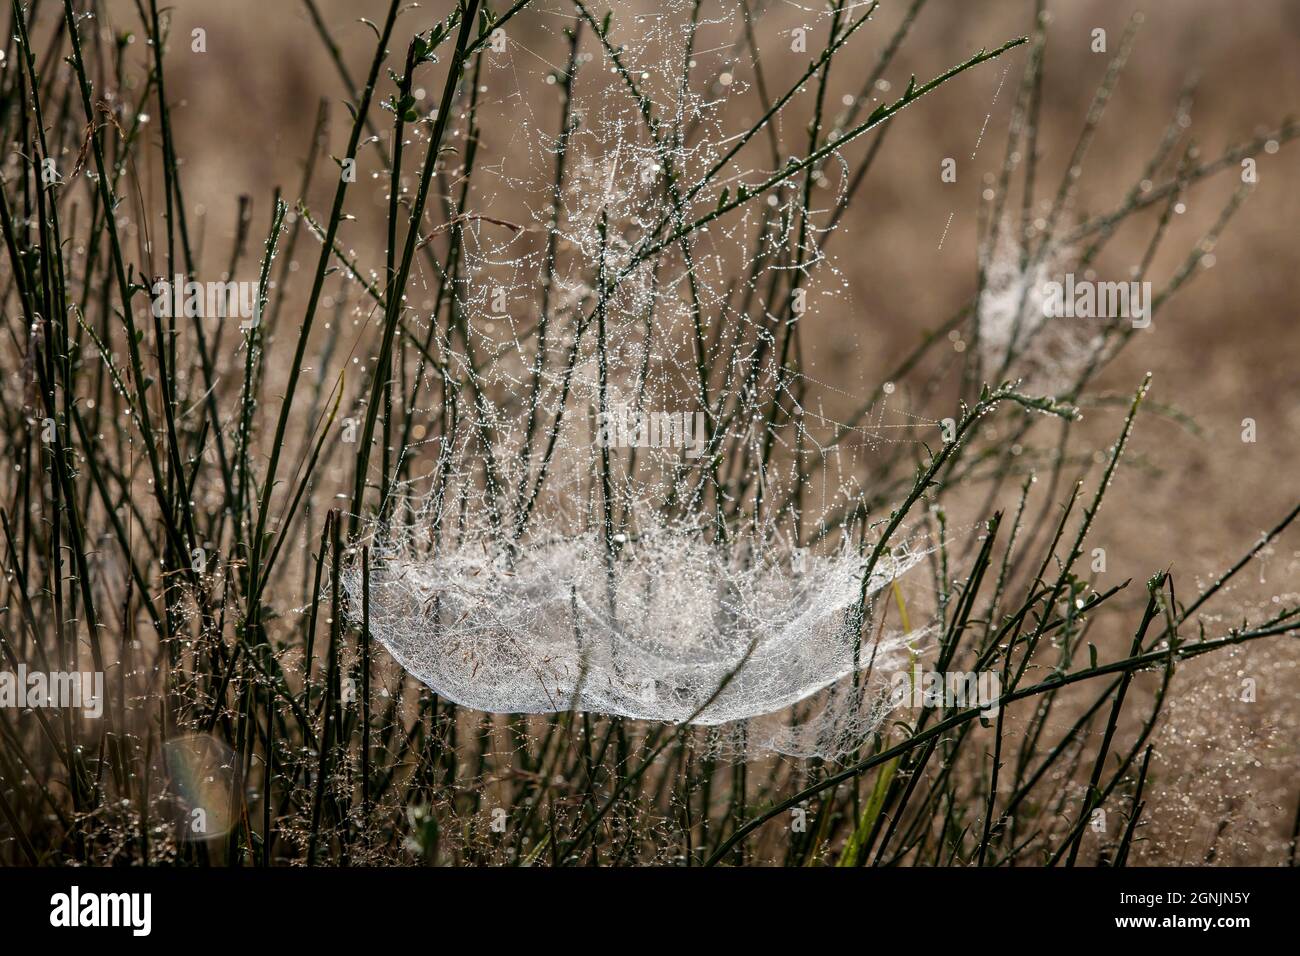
[344,1,940,757]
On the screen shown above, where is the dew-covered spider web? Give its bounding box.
[341,0,946,757]
[344,512,929,756]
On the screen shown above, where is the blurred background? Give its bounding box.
[83,0,1298,862]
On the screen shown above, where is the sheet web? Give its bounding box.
[342,1,941,758]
